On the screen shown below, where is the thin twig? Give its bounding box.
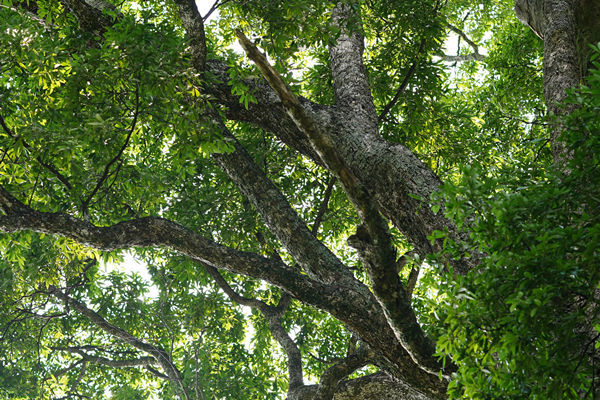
[193,333,207,400]
[406,266,420,300]
[378,38,426,123]
[82,80,140,217]
[156,278,176,357]
[312,176,336,237]
[447,24,479,53]
[202,0,232,21]
[69,361,87,394]
[28,171,40,205]
[203,263,304,391]
[308,351,344,365]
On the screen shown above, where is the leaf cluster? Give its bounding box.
[431,49,600,399]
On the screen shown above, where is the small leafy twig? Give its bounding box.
[82,80,140,218]
[378,38,426,123]
[202,0,232,21]
[0,114,73,190]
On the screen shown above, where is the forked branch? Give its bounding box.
[204,265,304,392]
[236,30,446,377]
[312,343,377,400]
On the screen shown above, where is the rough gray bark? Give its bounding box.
[211,123,353,285]
[0,185,447,399]
[203,8,474,276]
[291,373,435,400]
[515,0,600,164]
[516,1,600,396]
[207,61,460,263]
[235,22,446,377]
[6,0,458,397]
[172,0,206,71]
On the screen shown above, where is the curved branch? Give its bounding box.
[204,265,266,310]
[204,265,304,390]
[236,31,445,377]
[0,184,319,294]
[264,295,304,391]
[47,287,190,399]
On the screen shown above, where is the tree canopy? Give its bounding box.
[0,0,598,399]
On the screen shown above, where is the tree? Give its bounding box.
[0,0,597,398]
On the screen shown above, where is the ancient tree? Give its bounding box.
[0,0,598,398]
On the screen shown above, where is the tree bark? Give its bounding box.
[290,373,436,400]
[516,1,600,396]
[515,0,600,164]
[0,185,447,399]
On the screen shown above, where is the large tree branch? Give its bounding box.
[515,0,600,164]
[0,184,446,398]
[311,343,376,400]
[202,59,326,164]
[0,184,320,294]
[172,0,206,71]
[60,0,118,35]
[514,0,545,38]
[206,55,470,274]
[290,372,437,400]
[10,0,470,277]
[236,31,446,377]
[328,1,378,133]
[210,123,352,285]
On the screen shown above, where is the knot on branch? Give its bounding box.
[346,224,371,253]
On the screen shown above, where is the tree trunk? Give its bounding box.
[515,0,600,164]
[516,1,600,395]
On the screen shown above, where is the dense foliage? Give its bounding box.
[433,53,600,398]
[0,0,597,398]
